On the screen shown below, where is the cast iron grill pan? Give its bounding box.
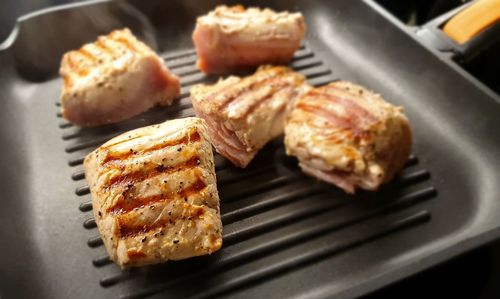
[58,44,436,298]
[5,0,500,298]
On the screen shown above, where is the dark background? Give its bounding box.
[2,0,500,298]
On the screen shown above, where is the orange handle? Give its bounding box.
[443,0,500,44]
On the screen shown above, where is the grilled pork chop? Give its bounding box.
[284,81,412,193]
[191,65,310,168]
[84,117,222,267]
[60,28,180,127]
[192,5,306,74]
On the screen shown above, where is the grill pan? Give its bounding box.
[1,0,500,298]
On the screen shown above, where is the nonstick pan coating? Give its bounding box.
[1,0,500,298]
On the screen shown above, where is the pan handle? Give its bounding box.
[443,0,500,44]
[416,0,500,61]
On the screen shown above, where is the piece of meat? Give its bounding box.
[191,65,310,168]
[284,81,412,193]
[60,28,180,127]
[192,5,306,74]
[84,117,222,267]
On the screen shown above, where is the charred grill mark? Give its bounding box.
[62,73,73,87]
[127,250,147,260]
[102,131,200,164]
[209,233,220,247]
[113,36,138,52]
[77,48,97,63]
[178,176,207,198]
[105,155,201,189]
[110,193,164,215]
[95,39,114,55]
[64,54,75,70]
[149,131,200,152]
[107,171,206,215]
[65,51,92,77]
[117,203,206,238]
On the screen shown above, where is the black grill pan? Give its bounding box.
[1,0,500,298]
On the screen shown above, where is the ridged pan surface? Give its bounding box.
[1,0,500,298]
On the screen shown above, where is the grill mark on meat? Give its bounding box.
[94,39,115,55]
[193,80,239,107]
[64,54,75,71]
[118,203,206,238]
[317,86,379,124]
[209,233,220,247]
[111,193,166,215]
[239,82,291,118]
[297,103,367,135]
[289,119,345,143]
[108,170,206,215]
[205,74,276,111]
[178,177,207,198]
[65,50,93,78]
[112,36,138,52]
[62,76,72,87]
[102,131,200,164]
[101,134,146,149]
[105,155,201,188]
[220,75,283,111]
[203,85,242,110]
[298,86,380,136]
[77,48,97,63]
[127,250,147,260]
[148,131,200,152]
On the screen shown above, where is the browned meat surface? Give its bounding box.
[285,81,412,193]
[192,5,306,74]
[191,65,310,168]
[84,117,222,267]
[60,28,180,127]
